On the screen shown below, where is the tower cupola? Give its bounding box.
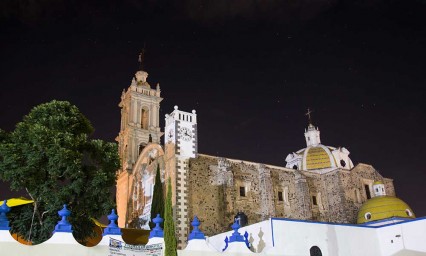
[135,70,148,84]
[372,181,386,197]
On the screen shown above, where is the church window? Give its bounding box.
[240,186,246,197]
[284,187,289,205]
[292,165,298,170]
[278,191,283,201]
[365,185,371,199]
[310,246,322,256]
[141,108,149,129]
[365,212,372,220]
[405,209,413,217]
[312,196,317,206]
[340,159,346,167]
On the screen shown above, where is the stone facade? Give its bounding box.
[184,155,394,237]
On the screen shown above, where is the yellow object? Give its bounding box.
[306,146,332,170]
[0,198,34,207]
[357,196,415,224]
[373,181,383,185]
[92,218,107,228]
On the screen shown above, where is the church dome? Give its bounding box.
[304,145,336,170]
[357,196,415,224]
[285,122,354,171]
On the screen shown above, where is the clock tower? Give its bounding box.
[164,105,197,158]
[116,66,163,227]
[164,105,198,247]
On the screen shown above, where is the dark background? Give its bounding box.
[1,0,425,217]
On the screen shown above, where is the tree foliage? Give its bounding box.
[150,164,164,229]
[0,100,120,244]
[164,177,177,256]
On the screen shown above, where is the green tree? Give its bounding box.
[0,100,120,244]
[164,177,177,256]
[150,164,164,229]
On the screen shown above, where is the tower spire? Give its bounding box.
[138,42,146,71]
[135,43,149,84]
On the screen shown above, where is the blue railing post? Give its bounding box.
[54,204,72,233]
[149,213,164,238]
[103,209,122,235]
[0,200,11,230]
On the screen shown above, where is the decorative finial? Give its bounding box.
[54,204,72,233]
[103,209,122,236]
[0,200,11,230]
[189,216,205,240]
[229,220,245,242]
[149,213,164,238]
[305,108,313,125]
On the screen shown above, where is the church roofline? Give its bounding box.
[348,163,394,180]
[354,162,375,168]
[196,153,296,173]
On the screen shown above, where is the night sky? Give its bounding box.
[1,0,426,217]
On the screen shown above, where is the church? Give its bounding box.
[115,66,414,249]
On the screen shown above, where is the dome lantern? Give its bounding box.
[305,124,321,147]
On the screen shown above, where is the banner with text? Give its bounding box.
[109,237,163,256]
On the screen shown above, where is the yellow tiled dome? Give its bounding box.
[357,196,415,224]
[305,146,334,170]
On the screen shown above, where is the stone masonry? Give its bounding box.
[186,154,394,236]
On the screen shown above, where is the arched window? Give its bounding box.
[292,165,298,170]
[340,159,346,167]
[310,246,322,256]
[141,108,149,129]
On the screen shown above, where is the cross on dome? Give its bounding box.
[305,108,313,125]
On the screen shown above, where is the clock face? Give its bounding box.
[179,127,192,141]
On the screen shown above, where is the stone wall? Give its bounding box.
[186,154,395,235]
[187,155,299,235]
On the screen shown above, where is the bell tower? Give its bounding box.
[117,70,163,174]
[116,56,163,227]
